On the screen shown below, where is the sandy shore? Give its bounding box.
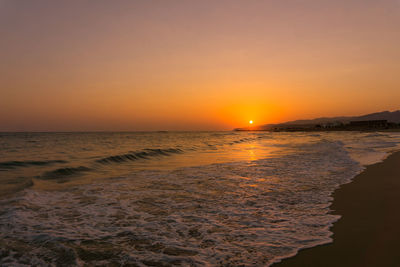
[274,151,400,267]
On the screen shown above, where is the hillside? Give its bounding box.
[235,110,400,131]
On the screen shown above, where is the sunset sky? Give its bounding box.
[1,0,399,131]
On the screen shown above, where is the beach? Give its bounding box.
[1,132,399,265]
[275,151,400,267]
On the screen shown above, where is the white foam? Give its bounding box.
[0,140,363,266]
[1,132,399,266]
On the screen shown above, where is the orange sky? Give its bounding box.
[1,0,399,131]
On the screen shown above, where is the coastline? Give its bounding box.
[234,129,400,132]
[274,150,400,266]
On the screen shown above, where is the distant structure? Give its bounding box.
[234,112,400,131]
[272,124,316,131]
[349,120,388,128]
[320,121,344,129]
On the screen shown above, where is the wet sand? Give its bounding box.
[274,151,400,267]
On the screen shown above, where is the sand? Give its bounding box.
[274,151,400,267]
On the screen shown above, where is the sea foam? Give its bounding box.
[0,132,400,266]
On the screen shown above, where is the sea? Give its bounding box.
[1,131,400,266]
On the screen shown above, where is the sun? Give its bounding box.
[249,120,253,124]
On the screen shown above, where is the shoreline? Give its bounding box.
[234,129,400,132]
[273,150,400,266]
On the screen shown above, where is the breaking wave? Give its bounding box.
[0,160,67,170]
[0,140,364,266]
[40,166,92,180]
[1,132,400,266]
[96,148,183,164]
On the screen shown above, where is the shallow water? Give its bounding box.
[1,131,400,266]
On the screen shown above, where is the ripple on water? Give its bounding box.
[0,141,364,266]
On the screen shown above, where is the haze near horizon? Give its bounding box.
[1,0,400,131]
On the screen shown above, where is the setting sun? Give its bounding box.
[1,1,400,266]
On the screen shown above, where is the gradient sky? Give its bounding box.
[1,0,399,131]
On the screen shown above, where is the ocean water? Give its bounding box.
[1,131,400,266]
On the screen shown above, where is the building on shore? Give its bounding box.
[235,119,400,132]
[349,120,388,128]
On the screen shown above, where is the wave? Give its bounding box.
[232,137,257,144]
[0,160,67,170]
[40,166,92,180]
[0,140,363,266]
[363,133,388,138]
[96,148,183,164]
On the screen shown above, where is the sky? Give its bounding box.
[1,0,399,131]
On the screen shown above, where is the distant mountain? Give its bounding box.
[235,110,400,131]
[355,110,400,122]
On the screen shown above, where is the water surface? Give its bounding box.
[1,131,399,266]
